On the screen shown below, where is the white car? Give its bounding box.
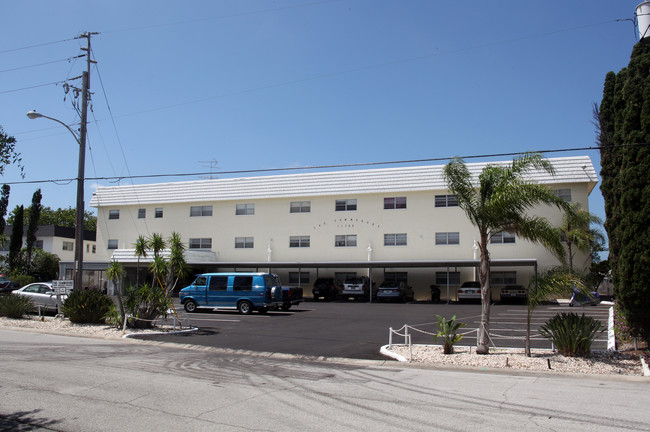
[12,282,65,312]
[457,281,481,302]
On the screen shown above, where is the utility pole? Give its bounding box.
[74,32,97,291]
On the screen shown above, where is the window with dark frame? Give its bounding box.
[138,208,146,219]
[155,208,163,218]
[335,234,357,247]
[107,239,118,250]
[289,236,310,248]
[384,233,407,246]
[335,199,357,211]
[190,205,213,217]
[236,203,255,215]
[435,195,459,207]
[435,271,461,285]
[491,231,516,244]
[290,201,311,213]
[235,237,254,249]
[491,271,517,285]
[435,232,460,245]
[108,209,120,220]
[189,238,212,249]
[384,197,407,209]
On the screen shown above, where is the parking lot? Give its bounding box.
[140,300,612,360]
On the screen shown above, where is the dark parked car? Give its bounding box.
[312,278,343,301]
[0,275,19,294]
[376,281,414,303]
[500,284,527,302]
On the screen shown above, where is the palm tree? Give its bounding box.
[525,267,584,356]
[134,235,148,287]
[148,233,166,258]
[166,232,187,297]
[557,203,603,273]
[106,259,127,331]
[444,153,571,354]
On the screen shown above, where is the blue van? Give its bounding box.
[180,272,283,314]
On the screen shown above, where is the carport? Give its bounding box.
[211,259,539,302]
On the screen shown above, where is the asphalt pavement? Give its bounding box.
[140,299,612,360]
[2,329,648,432]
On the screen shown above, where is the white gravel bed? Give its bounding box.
[0,316,180,338]
[384,344,646,376]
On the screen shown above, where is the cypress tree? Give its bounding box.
[598,39,650,343]
[26,189,43,270]
[8,205,24,273]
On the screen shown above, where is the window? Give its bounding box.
[208,276,228,291]
[491,231,516,244]
[289,236,310,248]
[34,240,44,250]
[384,233,407,246]
[335,199,357,211]
[62,241,74,251]
[138,208,146,219]
[335,234,357,247]
[555,188,572,202]
[107,240,118,250]
[491,271,517,285]
[233,276,253,291]
[435,271,461,285]
[289,272,310,284]
[290,201,311,213]
[384,197,407,209]
[384,272,408,284]
[435,232,460,245]
[155,208,163,218]
[435,195,459,207]
[190,205,213,217]
[235,237,254,249]
[236,203,255,215]
[92,245,96,254]
[108,209,120,220]
[189,238,212,249]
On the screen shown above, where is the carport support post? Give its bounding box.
[369,267,373,303]
[446,266,450,304]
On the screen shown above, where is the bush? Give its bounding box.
[539,312,604,357]
[0,293,34,319]
[433,314,466,354]
[125,284,171,329]
[62,290,114,324]
[10,274,35,288]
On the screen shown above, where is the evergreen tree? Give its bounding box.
[597,39,650,343]
[0,184,10,245]
[25,189,43,269]
[8,205,24,272]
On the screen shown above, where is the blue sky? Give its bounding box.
[0,0,642,234]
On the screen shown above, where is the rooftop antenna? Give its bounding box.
[199,159,219,180]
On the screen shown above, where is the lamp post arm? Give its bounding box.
[39,115,81,145]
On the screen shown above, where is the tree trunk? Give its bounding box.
[477,236,491,355]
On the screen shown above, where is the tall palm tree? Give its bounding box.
[166,231,187,297]
[557,203,603,273]
[444,153,571,354]
[147,233,166,258]
[133,235,148,287]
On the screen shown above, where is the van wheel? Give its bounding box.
[238,300,253,315]
[184,300,197,313]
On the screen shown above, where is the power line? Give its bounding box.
[0,55,84,73]
[0,80,64,94]
[3,143,648,187]
[0,37,76,54]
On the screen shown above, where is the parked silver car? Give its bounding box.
[457,281,481,302]
[376,281,414,302]
[12,282,64,312]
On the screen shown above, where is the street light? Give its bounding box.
[26,110,87,291]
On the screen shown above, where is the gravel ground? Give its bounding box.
[0,316,181,338]
[384,344,647,376]
[2,316,647,377]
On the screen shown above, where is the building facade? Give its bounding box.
[89,156,598,300]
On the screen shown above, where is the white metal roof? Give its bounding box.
[90,156,598,207]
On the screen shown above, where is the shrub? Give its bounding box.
[0,293,34,319]
[539,312,604,357]
[62,290,114,324]
[124,284,170,329]
[104,303,123,329]
[434,315,466,354]
[10,274,35,288]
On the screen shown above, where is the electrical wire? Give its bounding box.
[2,143,647,187]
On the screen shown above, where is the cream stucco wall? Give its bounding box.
[91,183,593,301]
